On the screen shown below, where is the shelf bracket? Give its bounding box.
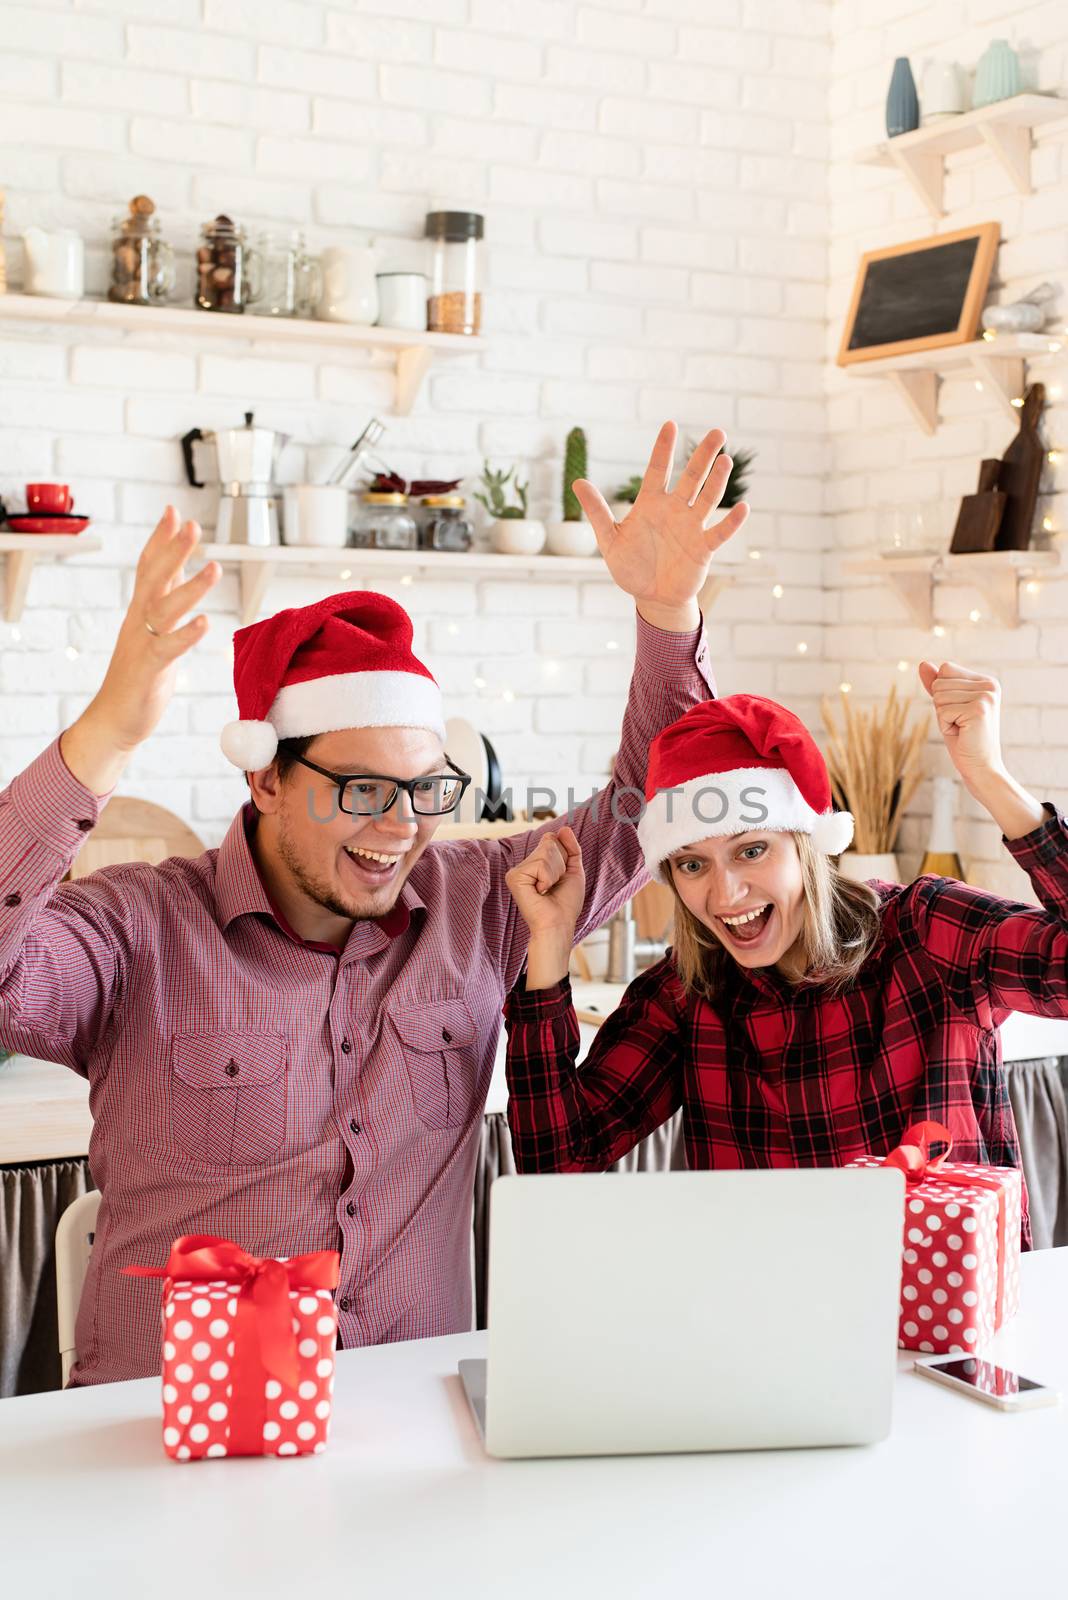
[3,551,36,623]
[697,574,735,615]
[888,146,944,217]
[977,120,1032,194]
[961,566,1021,629]
[883,568,934,628]
[395,346,434,416]
[886,369,938,435]
[239,561,274,627]
[967,348,1026,422]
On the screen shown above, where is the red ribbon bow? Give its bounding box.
[126,1235,339,1456]
[881,1122,1008,1326]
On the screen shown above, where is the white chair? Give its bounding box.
[55,1190,101,1386]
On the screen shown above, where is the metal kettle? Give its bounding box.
[181,411,289,490]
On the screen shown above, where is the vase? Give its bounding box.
[490,517,546,556]
[837,851,901,884]
[921,59,967,123]
[885,57,919,138]
[973,40,1020,109]
[545,519,597,557]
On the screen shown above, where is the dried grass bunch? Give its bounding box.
[821,685,928,855]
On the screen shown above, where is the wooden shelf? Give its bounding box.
[195,542,609,625]
[0,292,484,415]
[0,532,102,623]
[843,548,1060,628]
[843,332,1062,435]
[858,94,1068,217]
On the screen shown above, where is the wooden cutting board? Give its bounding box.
[995,382,1045,552]
[68,797,206,879]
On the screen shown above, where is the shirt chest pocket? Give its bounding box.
[171,1031,288,1167]
[389,1000,478,1132]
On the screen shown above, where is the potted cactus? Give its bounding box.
[474,461,545,555]
[547,427,598,557]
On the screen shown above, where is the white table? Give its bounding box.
[2,1251,1066,1599]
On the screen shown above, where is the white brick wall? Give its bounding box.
[0,0,834,844]
[828,2,1068,883]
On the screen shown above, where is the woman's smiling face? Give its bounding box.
[668,830,807,974]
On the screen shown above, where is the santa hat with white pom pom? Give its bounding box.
[637,693,854,880]
[220,590,445,771]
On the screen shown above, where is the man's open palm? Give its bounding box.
[571,422,750,608]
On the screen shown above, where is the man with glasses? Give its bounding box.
[0,423,747,1385]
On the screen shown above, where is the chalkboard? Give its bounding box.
[838,223,999,366]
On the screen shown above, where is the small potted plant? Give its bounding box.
[546,427,597,557]
[611,443,756,522]
[474,461,545,555]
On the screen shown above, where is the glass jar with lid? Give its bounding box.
[195,214,260,313]
[419,494,473,552]
[425,210,484,336]
[248,229,322,318]
[351,492,417,551]
[109,194,175,306]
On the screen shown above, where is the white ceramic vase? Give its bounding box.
[921,59,967,122]
[545,519,597,557]
[837,851,901,884]
[490,518,546,555]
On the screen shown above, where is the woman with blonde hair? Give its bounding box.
[503,663,1061,1242]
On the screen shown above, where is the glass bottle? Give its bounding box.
[419,494,473,552]
[352,492,417,551]
[109,195,175,306]
[195,215,260,313]
[248,229,322,318]
[425,210,484,335]
[918,776,965,881]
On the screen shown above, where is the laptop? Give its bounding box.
[460,1168,905,1459]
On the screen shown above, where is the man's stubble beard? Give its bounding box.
[276,812,402,924]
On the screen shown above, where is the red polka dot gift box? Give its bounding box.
[848,1121,1021,1357]
[125,1236,340,1462]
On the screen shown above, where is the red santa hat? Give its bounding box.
[637,694,854,879]
[220,591,445,770]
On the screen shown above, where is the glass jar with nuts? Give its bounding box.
[425,210,484,336]
[195,214,260,313]
[109,195,175,307]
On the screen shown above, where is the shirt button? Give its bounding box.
[75,819,93,832]
[442,1029,452,1043]
[4,892,21,908]
[349,1118,361,1135]
[340,1038,351,1054]
[346,1201,356,1217]
[225,1059,239,1078]
[338,1297,351,1313]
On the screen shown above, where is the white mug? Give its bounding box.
[921,59,966,122]
[283,484,350,547]
[375,272,428,331]
[22,226,85,299]
[317,245,378,325]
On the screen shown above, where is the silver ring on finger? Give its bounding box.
[144,618,162,638]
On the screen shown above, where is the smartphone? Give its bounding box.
[914,1355,1060,1412]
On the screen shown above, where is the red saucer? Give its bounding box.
[6,515,91,535]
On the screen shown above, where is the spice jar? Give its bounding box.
[248,229,322,318]
[419,494,473,552]
[109,195,175,306]
[351,492,417,551]
[425,210,483,336]
[195,215,259,313]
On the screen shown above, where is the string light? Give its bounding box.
[501,689,515,703]
[1050,385,1064,401]
[606,639,619,650]
[339,568,352,580]
[542,659,561,678]
[1011,396,1025,408]
[65,645,79,660]
[839,681,852,694]
[1043,516,1055,532]
[400,574,413,586]
[10,627,21,643]
[473,675,486,689]
[772,583,784,599]
[447,622,460,635]
[1048,450,1063,465]
[748,549,762,561]
[797,641,808,654]
[1049,341,1062,353]
[933,625,946,638]
[897,659,908,672]
[969,608,982,623]
[982,329,996,342]
[1025,580,1041,595]
[974,380,984,392]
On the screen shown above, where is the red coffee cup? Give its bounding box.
[27,483,74,514]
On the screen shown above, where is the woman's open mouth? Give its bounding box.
[716,903,775,949]
[341,843,404,889]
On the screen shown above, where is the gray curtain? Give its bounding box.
[0,1158,94,1398]
[1006,1056,1068,1250]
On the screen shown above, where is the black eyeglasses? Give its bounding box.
[292,754,472,817]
